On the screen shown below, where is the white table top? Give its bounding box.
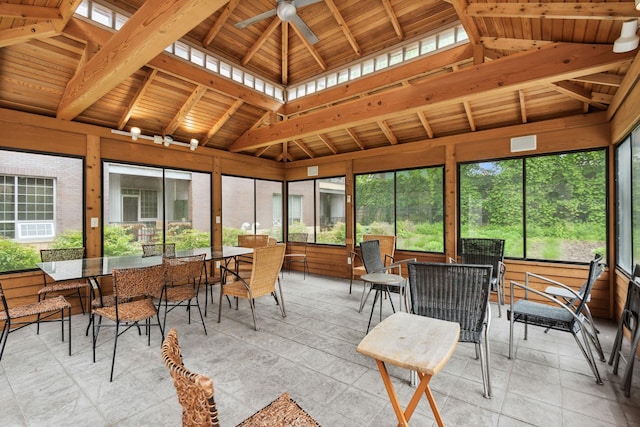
[357,311,460,375]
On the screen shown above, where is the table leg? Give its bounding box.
[375,360,445,427]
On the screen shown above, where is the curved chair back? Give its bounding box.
[364,234,395,266]
[459,238,504,280]
[164,254,206,286]
[112,263,166,300]
[572,253,605,317]
[237,234,270,248]
[40,247,85,262]
[249,244,286,298]
[360,240,385,274]
[142,243,176,258]
[162,329,220,427]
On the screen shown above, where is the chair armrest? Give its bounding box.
[219,265,250,291]
[384,254,395,267]
[509,280,583,322]
[385,258,417,275]
[525,272,581,300]
[448,257,457,264]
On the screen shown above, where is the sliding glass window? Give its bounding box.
[459,149,607,263]
[355,167,444,252]
[616,122,640,274]
[287,177,345,245]
[221,175,283,245]
[103,162,211,256]
[0,149,83,273]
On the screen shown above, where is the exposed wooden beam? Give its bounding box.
[551,81,607,109]
[62,16,282,113]
[345,128,365,150]
[463,101,476,131]
[242,17,280,66]
[466,2,640,20]
[255,146,270,157]
[202,0,239,47]
[57,0,230,120]
[378,121,398,144]
[55,0,83,31]
[417,111,435,138]
[607,50,640,120]
[164,85,207,135]
[318,135,338,154]
[0,4,61,20]
[381,0,403,40]
[291,22,327,72]
[0,22,57,48]
[282,21,289,85]
[204,99,244,142]
[480,37,553,51]
[518,89,528,123]
[282,140,288,162]
[117,69,158,130]
[571,72,624,87]
[324,0,361,56]
[450,0,481,44]
[592,92,614,104]
[230,43,634,151]
[293,140,315,158]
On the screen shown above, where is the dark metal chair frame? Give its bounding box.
[459,238,506,317]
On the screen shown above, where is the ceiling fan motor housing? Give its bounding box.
[277,2,297,21]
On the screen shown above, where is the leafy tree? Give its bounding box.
[0,238,40,272]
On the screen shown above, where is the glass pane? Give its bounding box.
[617,137,632,272]
[396,167,444,252]
[355,172,394,244]
[460,160,524,258]
[103,163,164,256]
[288,180,314,240]
[525,150,606,262]
[222,176,255,245]
[164,169,211,251]
[256,180,283,242]
[633,125,640,268]
[315,177,345,245]
[0,151,83,273]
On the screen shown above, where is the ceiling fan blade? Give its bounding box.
[290,14,320,45]
[235,8,277,29]
[293,0,323,8]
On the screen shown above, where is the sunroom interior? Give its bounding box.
[1,0,640,425]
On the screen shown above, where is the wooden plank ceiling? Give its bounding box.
[0,0,638,161]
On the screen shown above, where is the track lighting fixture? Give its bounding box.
[111,128,199,151]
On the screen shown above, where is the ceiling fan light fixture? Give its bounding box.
[277,2,297,21]
[613,19,639,53]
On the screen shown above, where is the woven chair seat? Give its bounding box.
[0,295,70,321]
[238,393,320,426]
[220,280,251,299]
[165,286,198,302]
[93,298,157,323]
[509,300,575,332]
[38,281,89,294]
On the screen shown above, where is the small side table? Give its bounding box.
[360,272,406,333]
[357,311,460,427]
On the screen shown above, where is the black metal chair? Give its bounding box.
[407,261,493,398]
[508,254,605,384]
[283,232,310,279]
[459,238,506,317]
[609,266,640,397]
[162,254,207,335]
[39,248,90,316]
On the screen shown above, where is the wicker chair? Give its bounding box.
[282,232,309,279]
[508,253,605,384]
[459,238,506,317]
[162,254,207,335]
[236,234,271,276]
[0,281,72,361]
[39,248,90,315]
[92,263,166,381]
[350,234,395,294]
[407,261,493,398]
[609,275,640,397]
[218,244,286,330]
[142,243,176,258]
[162,329,319,427]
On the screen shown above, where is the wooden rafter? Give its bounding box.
[57,0,230,120]
[518,89,528,123]
[290,23,327,72]
[480,37,553,51]
[0,4,61,20]
[378,121,398,144]
[324,0,361,56]
[346,128,365,150]
[203,99,244,143]
[202,0,240,47]
[230,43,635,151]
[165,85,207,135]
[242,18,280,66]
[463,101,476,131]
[571,73,624,87]
[294,140,315,158]
[117,69,158,130]
[551,81,607,110]
[417,111,434,138]
[381,0,403,40]
[0,22,57,48]
[282,21,289,85]
[466,2,640,20]
[318,135,337,154]
[450,0,481,44]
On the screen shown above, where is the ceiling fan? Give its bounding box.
[235,0,323,45]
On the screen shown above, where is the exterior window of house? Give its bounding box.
[616,122,640,274]
[460,149,606,263]
[287,177,346,245]
[221,175,283,245]
[103,162,211,256]
[0,150,83,273]
[355,166,444,252]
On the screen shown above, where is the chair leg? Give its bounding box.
[194,297,208,335]
[621,328,640,397]
[276,278,286,317]
[573,328,602,384]
[109,322,120,382]
[359,283,373,313]
[0,320,10,361]
[609,317,626,373]
[249,298,258,331]
[483,327,492,398]
[366,289,381,334]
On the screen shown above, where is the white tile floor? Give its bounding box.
[1,272,639,426]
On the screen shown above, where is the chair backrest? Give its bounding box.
[0,282,10,319]
[360,239,385,274]
[238,234,270,248]
[287,233,308,253]
[571,253,605,316]
[623,278,640,330]
[408,262,492,343]
[364,234,395,266]
[112,263,166,300]
[40,247,85,262]
[459,238,505,279]
[248,244,286,298]
[161,328,220,427]
[142,243,176,258]
[163,254,206,286]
